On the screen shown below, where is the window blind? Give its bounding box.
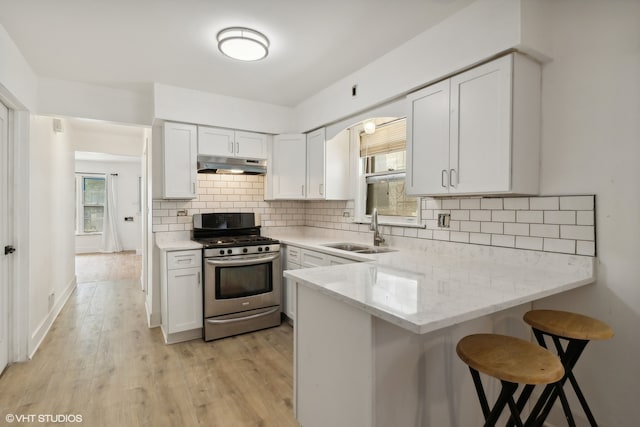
[359,119,407,157]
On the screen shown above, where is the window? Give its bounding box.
[76,174,106,234]
[355,118,419,226]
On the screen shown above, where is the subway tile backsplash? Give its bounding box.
[152,174,596,257]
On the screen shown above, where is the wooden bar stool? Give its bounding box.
[456,333,564,427]
[517,310,614,427]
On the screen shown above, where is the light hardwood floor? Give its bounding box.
[0,253,298,426]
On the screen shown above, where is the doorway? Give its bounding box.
[0,100,9,373]
[69,119,147,286]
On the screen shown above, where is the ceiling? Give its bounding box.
[0,0,474,107]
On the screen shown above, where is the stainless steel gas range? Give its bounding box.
[192,213,281,341]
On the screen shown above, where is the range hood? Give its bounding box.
[197,155,267,175]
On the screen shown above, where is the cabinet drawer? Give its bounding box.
[286,246,301,264]
[285,261,301,271]
[300,249,329,268]
[167,250,202,270]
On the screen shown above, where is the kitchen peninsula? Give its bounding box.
[282,236,595,427]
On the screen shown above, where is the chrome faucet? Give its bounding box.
[370,208,385,247]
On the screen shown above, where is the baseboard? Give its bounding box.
[162,326,203,344]
[28,276,77,359]
[145,298,161,328]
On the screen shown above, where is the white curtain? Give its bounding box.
[102,174,122,253]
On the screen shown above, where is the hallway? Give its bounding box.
[0,253,296,426]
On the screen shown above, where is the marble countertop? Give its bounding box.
[275,229,595,335]
[155,231,203,251]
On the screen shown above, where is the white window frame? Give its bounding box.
[75,173,106,235]
[352,121,422,228]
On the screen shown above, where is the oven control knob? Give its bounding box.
[243,248,248,253]
[227,249,233,255]
[264,246,270,251]
[258,247,263,252]
[219,250,225,255]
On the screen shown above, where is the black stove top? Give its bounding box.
[196,235,278,249]
[191,212,279,250]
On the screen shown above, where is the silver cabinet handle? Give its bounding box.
[228,141,234,153]
[235,142,239,154]
[319,183,323,196]
[192,182,196,193]
[301,185,305,196]
[450,169,457,188]
[197,271,201,285]
[441,169,448,188]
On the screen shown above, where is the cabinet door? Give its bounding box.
[406,80,450,196]
[283,261,300,322]
[306,128,326,199]
[167,267,203,333]
[325,129,350,200]
[235,131,267,160]
[163,122,197,199]
[272,134,307,199]
[450,55,512,194]
[198,126,235,157]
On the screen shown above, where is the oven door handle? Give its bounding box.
[206,306,280,325]
[205,252,280,267]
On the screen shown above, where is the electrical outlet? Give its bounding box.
[343,211,350,217]
[438,213,451,228]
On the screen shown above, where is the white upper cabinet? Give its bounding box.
[163,122,198,199]
[272,134,307,199]
[270,128,350,200]
[198,125,267,160]
[406,53,541,196]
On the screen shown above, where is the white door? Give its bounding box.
[306,128,325,199]
[198,126,235,157]
[167,267,202,333]
[0,101,9,373]
[235,131,267,160]
[406,79,451,195]
[272,134,306,199]
[450,55,512,194]
[163,122,197,199]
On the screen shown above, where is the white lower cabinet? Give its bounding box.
[283,245,358,324]
[161,249,203,344]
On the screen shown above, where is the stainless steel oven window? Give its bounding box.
[215,263,273,299]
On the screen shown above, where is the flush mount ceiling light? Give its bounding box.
[217,27,270,61]
[363,121,376,134]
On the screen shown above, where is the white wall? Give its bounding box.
[71,124,145,157]
[153,83,295,134]
[293,0,522,132]
[38,78,153,126]
[28,116,76,356]
[0,24,37,111]
[75,160,142,254]
[528,2,640,425]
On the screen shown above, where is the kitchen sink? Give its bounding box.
[353,247,396,254]
[322,243,397,254]
[323,243,370,252]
